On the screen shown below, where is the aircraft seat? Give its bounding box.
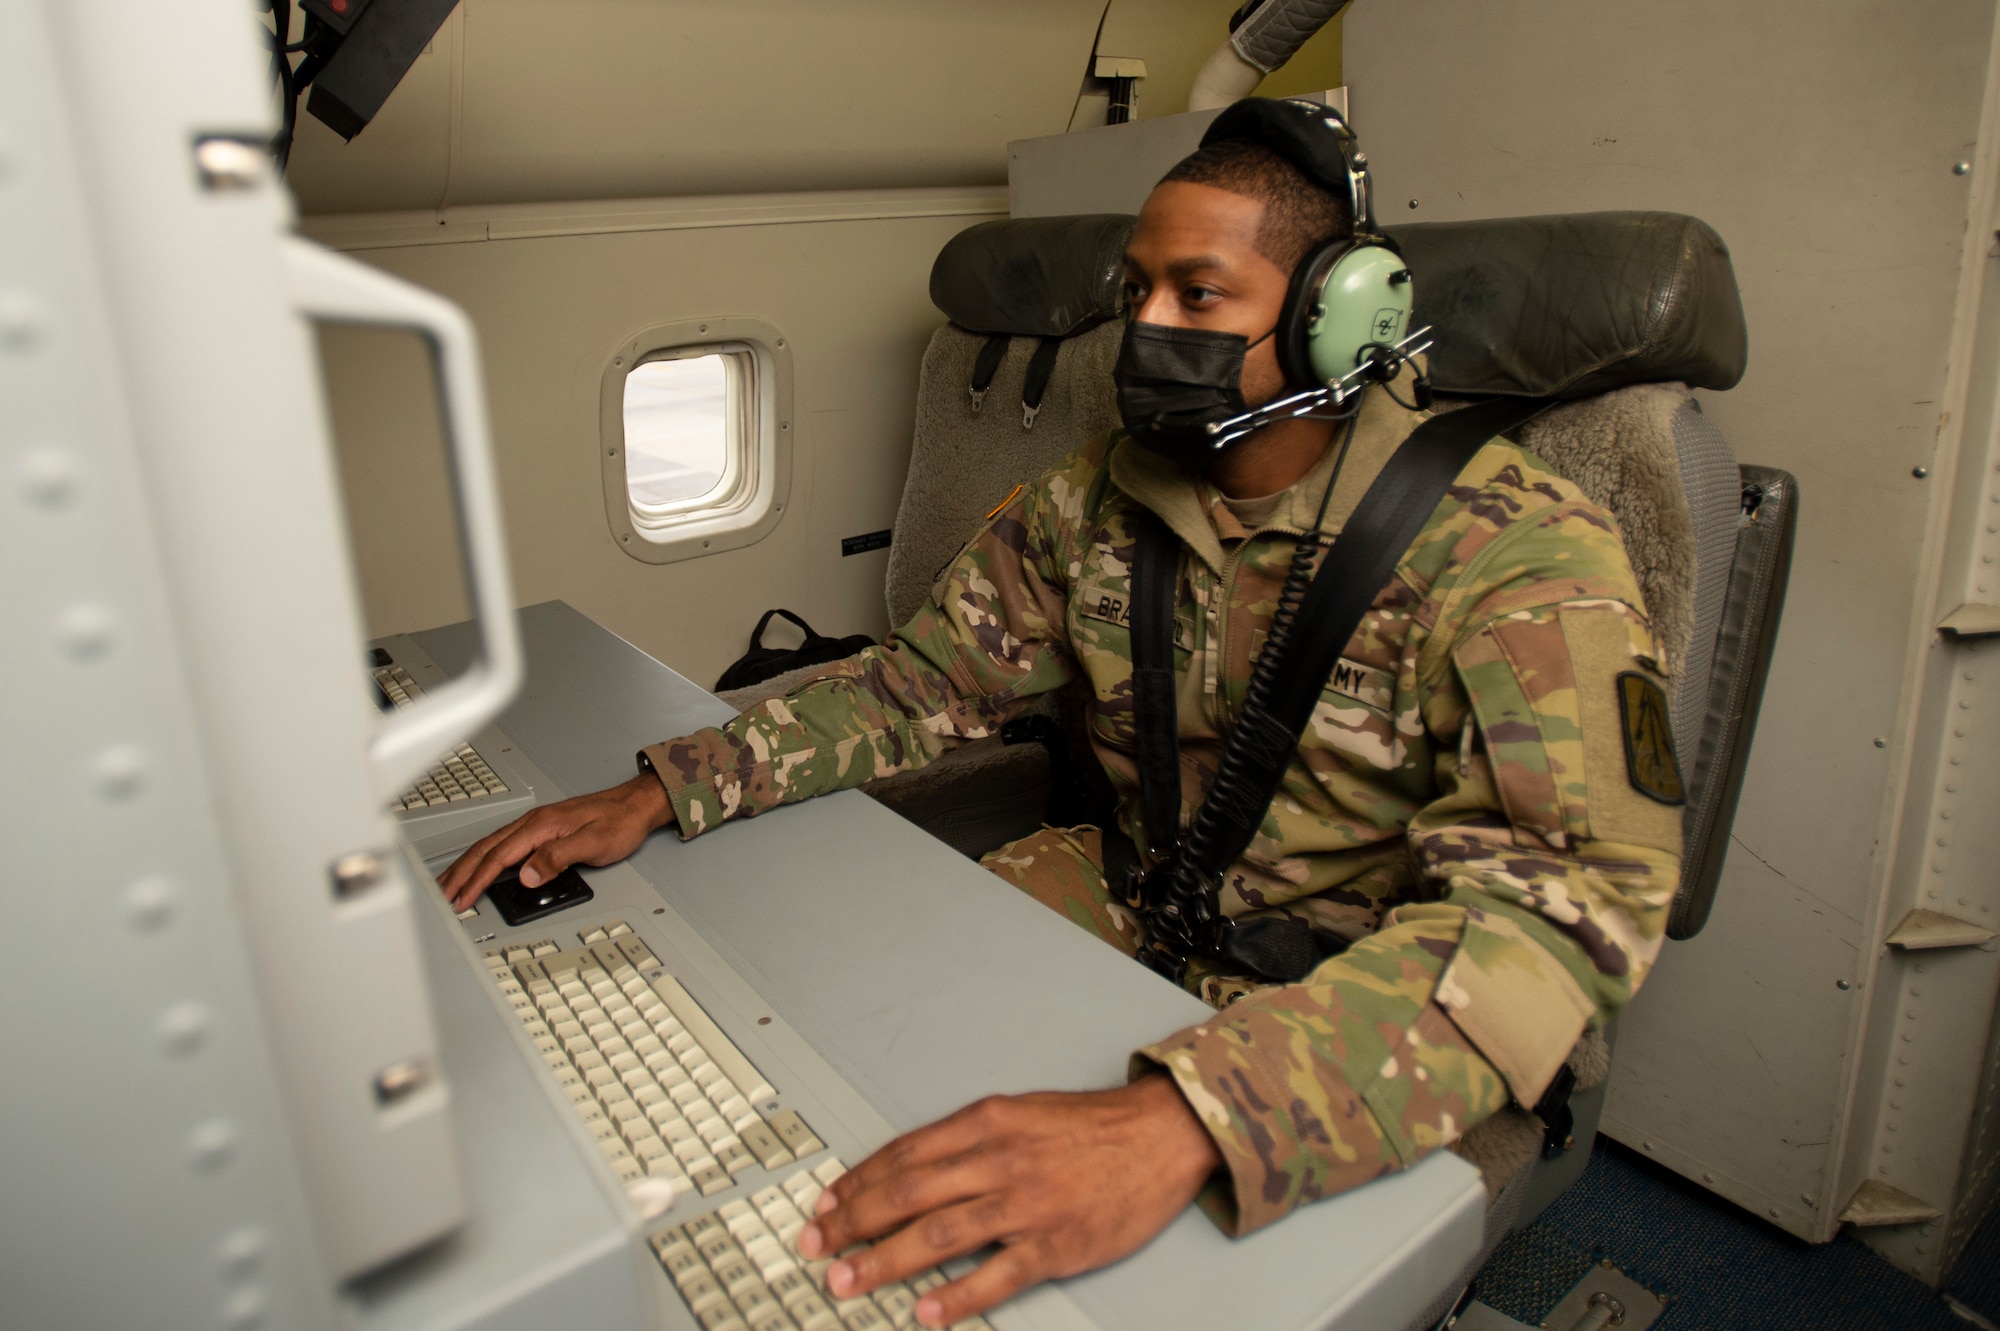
[718,215,1135,857]
[1383,211,1795,1329]
[725,209,1795,1319]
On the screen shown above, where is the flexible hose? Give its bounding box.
[1155,408,1363,938]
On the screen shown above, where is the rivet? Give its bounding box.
[1913,466,1930,478]
[1947,782,1959,792]
[699,324,708,333]
[1937,837,1949,847]
[126,876,179,931]
[93,745,148,800]
[158,1001,211,1056]
[373,1058,431,1105]
[1803,1194,1816,1206]
[0,289,47,354]
[18,447,79,508]
[653,907,664,914]
[1956,727,1969,737]
[1941,810,1953,820]
[1916,1244,1928,1256]
[191,137,268,192]
[1769,1207,1780,1218]
[1955,161,1973,175]
[217,1226,268,1278]
[1703,1172,1715,1183]
[1837,979,1852,990]
[776,339,786,347]
[1911,988,1922,997]
[329,850,387,898]
[1960,699,1973,709]
[1874,737,1888,748]
[1643,1139,1654,1151]
[187,1118,239,1172]
[613,356,622,365]
[54,602,114,661]
[1915,962,1927,973]
[1408,198,1420,209]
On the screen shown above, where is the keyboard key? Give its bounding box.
[770,1111,826,1159]
[714,1258,763,1298]
[698,1310,748,1331]
[692,1161,732,1195]
[655,1236,703,1281]
[746,1311,794,1331]
[680,1272,728,1309]
[735,1284,780,1319]
[696,1231,741,1266]
[872,1285,916,1326]
[769,1269,815,1309]
[792,1297,840,1331]
[741,1121,794,1170]
[841,1301,888,1330]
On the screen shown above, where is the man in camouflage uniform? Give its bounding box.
[442,126,1681,1328]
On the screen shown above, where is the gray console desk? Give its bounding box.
[354,601,1483,1331]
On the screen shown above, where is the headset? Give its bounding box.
[1198,98,1423,399]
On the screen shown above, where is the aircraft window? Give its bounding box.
[601,318,794,565]
[623,349,742,515]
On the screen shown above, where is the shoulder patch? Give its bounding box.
[1616,671,1684,805]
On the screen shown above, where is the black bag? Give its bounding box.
[713,609,875,693]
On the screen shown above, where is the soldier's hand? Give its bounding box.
[436,773,675,910]
[796,1075,1220,1327]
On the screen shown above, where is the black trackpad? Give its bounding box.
[486,865,594,927]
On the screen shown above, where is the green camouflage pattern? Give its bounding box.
[641,382,1682,1235]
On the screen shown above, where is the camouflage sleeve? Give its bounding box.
[638,456,1091,836]
[1135,500,1683,1236]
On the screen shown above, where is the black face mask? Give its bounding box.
[1114,320,1274,468]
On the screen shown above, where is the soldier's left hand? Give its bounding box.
[795,1074,1220,1327]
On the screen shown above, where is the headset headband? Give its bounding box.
[1197,97,1376,236]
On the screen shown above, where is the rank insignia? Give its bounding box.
[1617,671,1685,805]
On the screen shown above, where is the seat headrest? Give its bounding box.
[930,215,1135,338]
[1384,211,1748,399]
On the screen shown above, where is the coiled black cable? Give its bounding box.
[1153,406,1364,939]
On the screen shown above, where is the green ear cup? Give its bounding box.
[1305,245,1414,386]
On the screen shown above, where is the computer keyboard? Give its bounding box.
[655,1159,992,1331]
[482,917,822,1211]
[374,662,514,807]
[370,635,545,858]
[481,915,997,1330]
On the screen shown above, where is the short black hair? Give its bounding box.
[1158,138,1351,274]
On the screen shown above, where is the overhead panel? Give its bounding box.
[287,0,1106,215]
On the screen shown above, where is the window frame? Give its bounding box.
[600,316,793,564]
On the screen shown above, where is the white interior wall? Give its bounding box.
[284,0,1108,214]
[306,190,1005,689]
[1344,0,1996,1249]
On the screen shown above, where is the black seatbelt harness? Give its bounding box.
[1123,396,1554,985]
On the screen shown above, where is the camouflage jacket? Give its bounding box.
[641,381,1683,1236]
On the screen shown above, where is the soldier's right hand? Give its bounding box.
[436,772,675,911]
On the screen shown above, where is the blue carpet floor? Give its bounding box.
[1471,1140,1984,1330]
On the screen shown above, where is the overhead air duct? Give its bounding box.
[1187,0,1352,112]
